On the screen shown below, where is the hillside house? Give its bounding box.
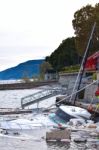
[44,69,58,81]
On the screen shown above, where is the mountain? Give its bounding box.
[0,59,44,80]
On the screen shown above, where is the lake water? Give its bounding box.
[0,88,68,150]
[0,88,98,150]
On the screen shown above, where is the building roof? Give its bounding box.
[87,51,99,60]
[85,51,99,71]
[45,69,56,74]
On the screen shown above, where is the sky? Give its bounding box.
[0,0,99,71]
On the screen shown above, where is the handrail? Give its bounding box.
[21,89,62,108]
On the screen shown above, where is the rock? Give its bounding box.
[87,139,99,142]
[87,141,99,149]
[41,136,45,139]
[90,132,98,137]
[13,132,20,135]
[46,129,71,141]
[74,137,87,143]
[87,124,97,128]
[96,127,99,133]
[2,129,9,135]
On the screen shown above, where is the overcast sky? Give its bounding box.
[0,0,99,71]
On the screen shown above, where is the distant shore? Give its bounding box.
[0,80,58,90]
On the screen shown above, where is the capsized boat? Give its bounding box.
[49,105,91,125]
[0,106,91,130]
[0,114,57,130]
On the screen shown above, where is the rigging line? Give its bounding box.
[43,79,98,111]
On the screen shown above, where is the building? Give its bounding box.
[85,51,99,71]
[44,69,59,81]
[85,51,99,99]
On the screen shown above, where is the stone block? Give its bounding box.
[46,129,71,141]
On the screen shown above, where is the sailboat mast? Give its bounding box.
[69,22,96,104]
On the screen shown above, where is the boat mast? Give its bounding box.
[69,22,96,104]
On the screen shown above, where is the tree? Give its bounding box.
[46,37,80,71]
[72,4,99,56]
[40,61,52,79]
[22,70,30,82]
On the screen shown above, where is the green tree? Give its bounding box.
[22,70,30,82]
[40,61,52,79]
[22,76,30,83]
[46,37,80,71]
[72,4,99,56]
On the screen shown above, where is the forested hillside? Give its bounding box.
[46,37,80,71]
[46,3,99,71]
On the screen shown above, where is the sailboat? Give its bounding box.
[49,22,97,123]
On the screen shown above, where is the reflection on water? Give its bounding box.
[47,141,70,150]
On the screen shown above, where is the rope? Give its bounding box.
[43,80,99,112]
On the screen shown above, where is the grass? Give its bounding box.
[60,65,80,73]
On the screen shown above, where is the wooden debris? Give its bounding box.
[87,124,97,128]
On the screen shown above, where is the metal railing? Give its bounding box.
[21,89,63,109]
